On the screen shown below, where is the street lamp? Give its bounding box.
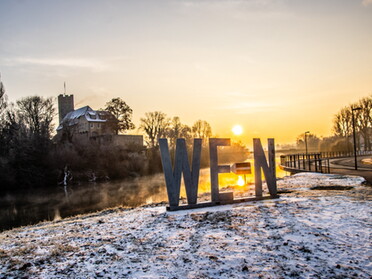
[304,131,310,170]
[351,107,362,170]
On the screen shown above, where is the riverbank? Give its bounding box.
[0,173,371,278]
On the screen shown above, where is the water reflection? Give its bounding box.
[0,173,168,232]
[0,159,288,232]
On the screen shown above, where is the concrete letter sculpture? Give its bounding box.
[159,137,278,211]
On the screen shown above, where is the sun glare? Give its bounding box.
[237,176,245,186]
[232,125,243,135]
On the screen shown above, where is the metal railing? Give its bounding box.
[280,153,329,173]
[279,150,372,174]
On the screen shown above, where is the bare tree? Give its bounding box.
[333,95,372,151]
[192,120,212,144]
[296,133,320,152]
[139,111,170,148]
[0,76,6,113]
[167,116,191,148]
[0,75,7,129]
[357,95,372,150]
[16,96,55,138]
[333,107,352,138]
[104,97,135,134]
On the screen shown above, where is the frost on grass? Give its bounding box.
[0,173,371,278]
[278,172,366,189]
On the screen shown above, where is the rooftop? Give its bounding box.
[57,106,117,131]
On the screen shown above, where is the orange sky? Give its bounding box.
[1,0,371,145]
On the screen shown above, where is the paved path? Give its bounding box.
[329,156,372,185]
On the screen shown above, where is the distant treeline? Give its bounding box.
[332,95,371,151]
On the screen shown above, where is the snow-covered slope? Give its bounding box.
[0,173,371,278]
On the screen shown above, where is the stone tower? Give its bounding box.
[58,94,74,124]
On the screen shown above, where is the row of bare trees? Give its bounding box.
[139,112,212,148]
[101,99,214,150]
[333,95,372,151]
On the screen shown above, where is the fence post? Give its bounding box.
[327,159,330,173]
[302,154,305,170]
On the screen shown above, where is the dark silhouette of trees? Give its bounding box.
[0,75,6,114]
[333,107,352,138]
[333,95,372,151]
[167,116,192,148]
[16,96,55,139]
[358,95,372,150]
[0,93,146,189]
[139,111,170,148]
[0,95,56,189]
[0,77,7,143]
[0,78,10,158]
[104,97,135,134]
[192,120,212,145]
[139,114,214,149]
[318,136,351,152]
[296,133,320,152]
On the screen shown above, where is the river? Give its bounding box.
[0,161,288,231]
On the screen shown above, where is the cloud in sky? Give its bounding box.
[221,100,280,114]
[225,92,258,98]
[177,0,290,19]
[179,0,281,9]
[362,0,372,6]
[3,57,110,72]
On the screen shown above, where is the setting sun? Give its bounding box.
[237,176,245,186]
[232,125,243,136]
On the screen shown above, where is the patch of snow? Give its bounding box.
[277,172,366,190]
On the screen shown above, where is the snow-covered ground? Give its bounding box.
[0,173,371,278]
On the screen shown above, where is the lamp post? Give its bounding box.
[304,131,310,170]
[351,107,362,170]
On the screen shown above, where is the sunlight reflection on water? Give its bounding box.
[180,158,288,197]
